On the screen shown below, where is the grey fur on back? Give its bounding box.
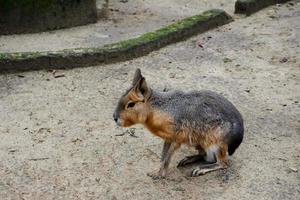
[149,90,244,155]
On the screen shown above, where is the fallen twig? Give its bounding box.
[115,132,125,136]
[28,157,49,161]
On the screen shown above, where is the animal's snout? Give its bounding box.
[113,112,118,123]
[113,112,123,126]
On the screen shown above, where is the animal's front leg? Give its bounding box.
[148,142,180,179]
[161,141,171,161]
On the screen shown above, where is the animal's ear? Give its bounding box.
[131,76,150,101]
[132,68,143,86]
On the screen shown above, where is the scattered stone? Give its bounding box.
[269,15,277,19]
[197,42,204,48]
[8,149,17,153]
[95,177,101,183]
[172,187,185,192]
[112,195,118,200]
[17,75,25,78]
[169,73,176,78]
[223,58,232,63]
[72,138,82,143]
[54,74,65,78]
[280,57,288,63]
[245,89,251,93]
[289,167,298,173]
[278,157,287,161]
[50,70,66,78]
[288,2,294,6]
[110,8,120,12]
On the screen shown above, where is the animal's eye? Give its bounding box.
[127,102,135,108]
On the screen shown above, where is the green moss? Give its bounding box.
[0,53,7,59]
[0,9,231,62]
[104,9,225,50]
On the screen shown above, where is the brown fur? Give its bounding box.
[145,111,225,151]
[144,109,175,142]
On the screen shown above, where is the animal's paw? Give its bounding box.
[177,157,191,168]
[147,172,166,180]
[191,168,208,177]
[177,155,204,168]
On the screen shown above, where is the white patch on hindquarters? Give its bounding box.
[205,145,219,163]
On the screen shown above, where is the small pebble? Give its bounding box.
[169,73,176,78]
[280,57,288,63]
[289,167,298,172]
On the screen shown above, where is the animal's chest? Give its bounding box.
[145,121,192,144]
[144,111,176,142]
[145,123,174,141]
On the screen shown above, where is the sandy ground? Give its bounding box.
[0,0,236,53]
[0,1,300,200]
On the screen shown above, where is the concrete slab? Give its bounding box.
[0,0,236,53]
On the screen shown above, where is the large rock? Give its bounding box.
[235,0,291,15]
[0,0,98,35]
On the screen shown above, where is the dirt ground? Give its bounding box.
[0,0,236,53]
[0,1,300,200]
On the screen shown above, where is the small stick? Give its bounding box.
[115,133,125,136]
[28,157,49,161]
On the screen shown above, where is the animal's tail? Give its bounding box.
[228,122,244,155]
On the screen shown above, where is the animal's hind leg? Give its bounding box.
[177,145,208,167]
[191,144,229,177]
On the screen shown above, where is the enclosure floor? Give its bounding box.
[0,1,300,200]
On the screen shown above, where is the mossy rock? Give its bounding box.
[235,0,291,15]
[0,9,233,72]
[0,0,98,35]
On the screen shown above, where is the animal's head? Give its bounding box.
[113,69,151,127]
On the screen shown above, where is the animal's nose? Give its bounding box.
[113,113,118,122]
